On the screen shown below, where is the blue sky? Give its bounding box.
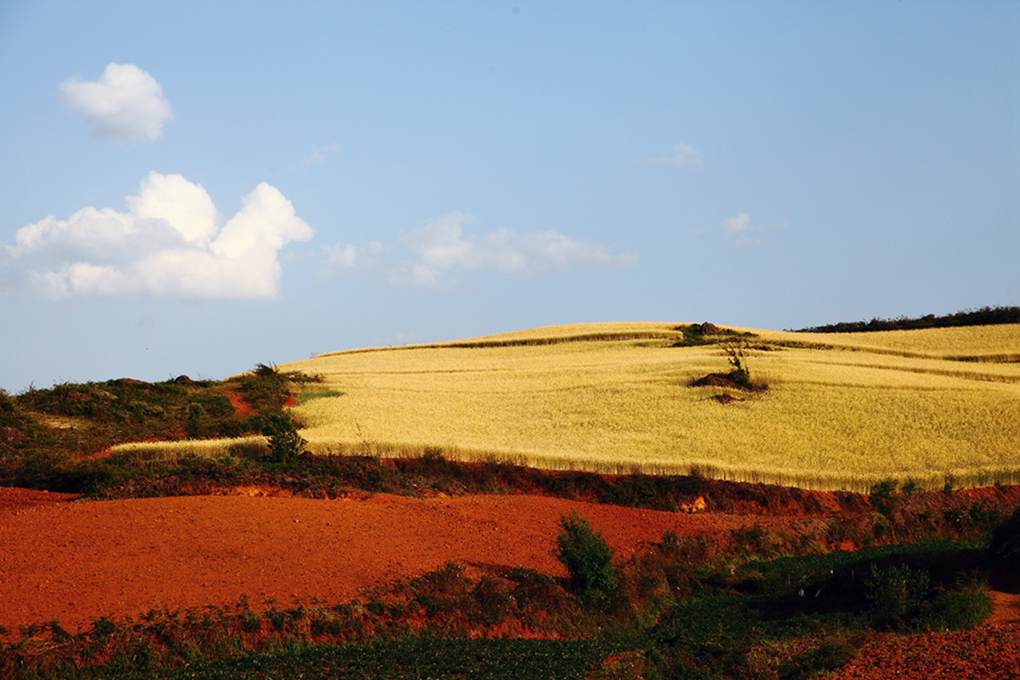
[1,1,1017,390]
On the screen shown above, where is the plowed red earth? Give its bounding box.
[0,491,795,632]
[835,622,1020,679]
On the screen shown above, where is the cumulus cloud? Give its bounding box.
[392,212,636,287]
[4,172,313,299]
[647,143,703,168]
[59,63,173,141]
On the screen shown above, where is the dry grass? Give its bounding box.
[121,322,1020,491]
[111,436,265,460]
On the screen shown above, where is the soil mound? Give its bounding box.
[690,372,749,390]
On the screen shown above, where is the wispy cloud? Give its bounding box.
[646,143,703,169]
[299,142,342,169]
[720,211,783,246]
[324,240,384,271]
[59,63,172,141]
[4,172,313,299]
[324,212,637,287]
[723,212,751,234]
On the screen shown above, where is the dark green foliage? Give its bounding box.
[472,575,513,625]
[257,412,306,464]
[49,621,73,643]
[863,562,930,629]
[0,388,16,418]
[917,587,992,631]
[796,305,1020,333]
[729,524,774,556]
[185,403,205,439]
[92,617,117,639]
[990,508,1020,568]
[556,513,619,611]
[778,633,859,679]
[112,637,616,679]
[412,562,471,616]
[265,609,287,632]
[869,479,898,517]
[239,612,261,633]
[672,323,757,347]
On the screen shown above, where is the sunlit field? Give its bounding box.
[231,322,1020,491]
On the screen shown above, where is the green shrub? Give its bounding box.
[0,388,15,417]
[473,575,513,625]
[724,344,752,389]
[258,412,306,464]
[266,608,287,632]
[556,513,619,610]
[918,587,992,631]
[92,616,117,638]
[864,562,929,629]
[869,480,898,516]
[185,403,205,439]
[990,508,1020,568]
[729,524,774,556]
[240,611,262,633]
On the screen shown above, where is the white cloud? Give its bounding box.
[299,142,342,169]
[59,63,173,141]
[324,240,384,270]
[393,212,636,286]
[723,212,751,234]
[647,143,703,168]
[4,172,313,299]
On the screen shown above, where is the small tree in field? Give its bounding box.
[556,513,619,610]
[259,412,306,464]
[724,342,752,389]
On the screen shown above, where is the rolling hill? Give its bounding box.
[249,321,1020,491]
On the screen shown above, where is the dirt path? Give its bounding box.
[0,492,790,632]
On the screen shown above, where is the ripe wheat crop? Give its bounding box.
[118,322,1020,490]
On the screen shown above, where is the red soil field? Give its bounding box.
[0,491,798,632]
[836,622,1020,679]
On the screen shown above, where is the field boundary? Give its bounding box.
[111,436,1020,493]
[313,331,684,358]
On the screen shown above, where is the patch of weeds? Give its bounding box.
[863,562,930,630]
[240,611,262,633]
[265,609,287,632]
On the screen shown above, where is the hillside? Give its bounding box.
[258,322,1020,491]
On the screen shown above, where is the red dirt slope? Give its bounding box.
[0,493,792,632]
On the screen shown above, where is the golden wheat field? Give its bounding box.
[116,322,1020,491]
